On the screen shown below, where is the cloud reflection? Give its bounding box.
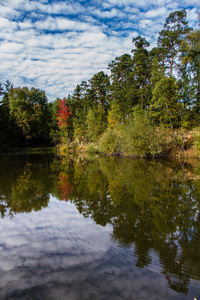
[0,197,195,300]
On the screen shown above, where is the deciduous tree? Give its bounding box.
[8,87,50,144]
[56,98,72,144]
[150,77,182,132]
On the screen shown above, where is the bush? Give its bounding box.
[60,145,68,156]
[122,120,166,157]
[98,108,167,157]
[98,128,123,154]
[86,107,106,142]
[194,128,200,158]
[85,142,99,153]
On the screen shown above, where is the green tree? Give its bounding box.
[0,81,23,150]
[71,84,87,142]
[107,102,123,129]
[150,77,182,132]
[150,58,165,88]
[181,29,200,116]
[0,82,11,150]
[2,80,14,105]
[108,53,134,119]
[157,9,192,77]
[8,87,50,145]
[49,98,62,145]
[89,71,110,114]
[132,36,151,109]
[86,106,106,142]
[0,82,4,97]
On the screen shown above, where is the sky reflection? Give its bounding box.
[0,196,199,300]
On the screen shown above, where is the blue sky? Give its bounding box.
[0,0,199,101]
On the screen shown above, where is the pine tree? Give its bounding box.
[132,36,151,109]
[157,9,192,77]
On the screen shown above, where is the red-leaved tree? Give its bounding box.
[56,99,72,128]
[56,99,72,143]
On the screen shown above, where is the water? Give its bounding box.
[0,154,200,299]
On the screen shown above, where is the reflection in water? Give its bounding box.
[58,174,73,201]
[0,155,53,217]
[0,154,200,299]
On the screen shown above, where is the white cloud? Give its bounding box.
[1,0,85,16]
[40,2,84,15]
[182,0,200,7]
[124,6,140,13]
[0,0,199,100]
[0,41,24,53]
[92,8,126,18]
[34,17,99,32]
[0,17,10,28]
[104,0,152,8]
[19,20,33,30]
[145,7,167,18]
[186,8,199,22]
[0,17,17,29]
[0,4,19,18]
[139,19,153,29]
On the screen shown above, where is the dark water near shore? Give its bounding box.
[0,154,200,299]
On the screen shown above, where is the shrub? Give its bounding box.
[99,108,167,157]
[86,107,106,142]
[122,120,166,157]
[98,128,123,154]
[60,145,68,156]
[194,128,200,158]
[85,142,99,153]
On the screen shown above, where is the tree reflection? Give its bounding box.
[0,155,54,217]
[58,174,73,201]
[1,153,200,294]
[58,155,200,294]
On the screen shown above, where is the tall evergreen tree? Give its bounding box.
[89,71,110,114]
[108,53,134,119]
[157,9,192,77]
[132,36,151,109]
[71,84,87,141]
[181,29,200,110]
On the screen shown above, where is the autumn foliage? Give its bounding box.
[56,99,72,128]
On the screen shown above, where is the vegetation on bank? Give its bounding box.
[0,9,200,158]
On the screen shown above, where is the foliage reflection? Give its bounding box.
[55,155,200,295]
[0,154,200,294]
[0,155,53,217]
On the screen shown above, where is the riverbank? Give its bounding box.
[1,129,199,160]
[0,147,56,155]
[58,128,199,160]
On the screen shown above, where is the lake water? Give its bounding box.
[0,153,200,300]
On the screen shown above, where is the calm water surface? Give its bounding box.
[0,154,200,300]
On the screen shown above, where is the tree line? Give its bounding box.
[0,9,200,155]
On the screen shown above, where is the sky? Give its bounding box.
[0,0,199,101]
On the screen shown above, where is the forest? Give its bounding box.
[0,9,200,157]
